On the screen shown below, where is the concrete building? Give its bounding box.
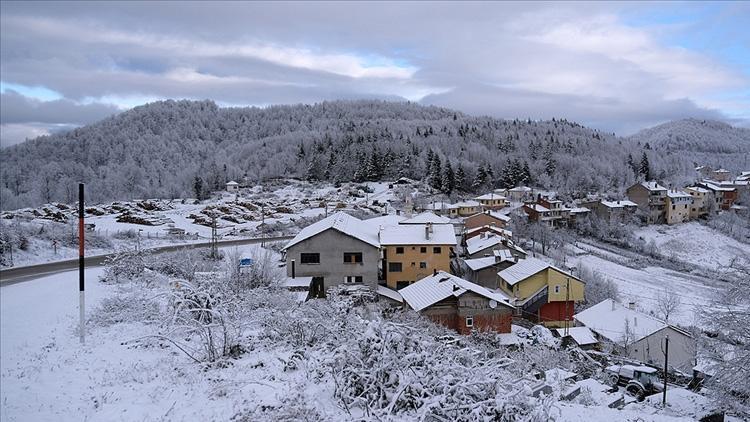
[283,212,381,298]
[474,193,509,210]
[399,271,515,334]
[507,186,533,202]
[464,210,510,230]
[575,299,696,374]
[626,181,668,224]
[380,223,457,290]
[460,249,518,289]
[582,199,637,224]
[665,190,693,225]
[686,186,710,219]
[698,181,737,211]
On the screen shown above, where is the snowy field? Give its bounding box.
[635,222,750,271]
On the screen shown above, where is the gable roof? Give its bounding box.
[400,211,451,225]
[554,327,598,346]
[667,190,693,199]
[379,223,457,246]
[496,257,578,286]
[399,271,514,312]
[508,186,532,192]
[639,181,667,192]
[462,256,499,271]
[475,193,507,201]
[525,204,550,213]
[365,214,406,228]
[284,212,379,250]
[466,233,504,255]
[424,201,458,210]
[454,200,481,208]
[226,181,239,185]
[574,299,691,344]
[465,225,513,238]
[601,200,638,208]
[467,210,511,223]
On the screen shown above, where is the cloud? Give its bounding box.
[0,122,75,148]
[0,1,747,141]
[1,89,120,125]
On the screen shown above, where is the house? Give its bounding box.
[507,186,533,202]
[422,201,457,216]
[686,186,711,219]
[400,211,451,225]
[523,203,552,225]
[626,181,668,224]
[566,207,590,226]
[453,200,481,217]
[665,190,693,225]
[712,168,732,182]
[465,232,526,259]
[737,171,750,182]
[474,193,509,210]
[380,223,457,290]
[582,199,637,224]
[554,327,598,349]
[283,212,381,298]
[464,210,510,230]
[399,271,515,334]
[697,181,737,210]
[226,181,239,192]
[574,299,696,374]
[459,249,518,289]
[497,257,585,328]
[695,165,714,179]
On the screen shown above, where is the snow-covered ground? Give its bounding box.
[635,222,750,272]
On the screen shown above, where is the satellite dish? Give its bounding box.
[489,300,498,309]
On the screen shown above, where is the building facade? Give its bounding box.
[665,190,692,225]
[626,182,667,224]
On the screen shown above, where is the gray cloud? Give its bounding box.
[0,1,746,140]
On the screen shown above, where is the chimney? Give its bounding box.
[428,222,434,233]
[628,301,635,310]
[291,259,296,279]
[425,225,430,240]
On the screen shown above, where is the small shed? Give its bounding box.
[226,181,239,192]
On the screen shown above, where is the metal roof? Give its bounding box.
[399,271,514,312]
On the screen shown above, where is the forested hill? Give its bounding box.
[628,118,750,154]
[1,100,747,210]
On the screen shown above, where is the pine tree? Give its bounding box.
[640,152,651,180]
[430,155,442,190]
[193,176,204,200]
[473,166,487,190]
[626,153,636,174]
[455,166,466,191]
[441,161,455,194]
[296,143,306,161]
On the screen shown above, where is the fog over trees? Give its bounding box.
[1,100,748,210]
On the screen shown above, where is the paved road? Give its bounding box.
[0,235,292,286]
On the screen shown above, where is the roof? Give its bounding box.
[379,223,457,246]
[454,200,480,208]
[700,182,736,192]
[554,327,598,346]
[400,211,451,225]
[399,271,514,312]
[466,233,504,255]
[467,210,511,223]
[424,201,458,210]
[475,193,507,201]
[574,299,691,344]
[715,168,730,173]
[544,368,577,382]
[601,200,638,208]
[376,285,403,303]
[525,204,550,213]
[639,181,667,191]
[283,276,314,288]
[463,256,499,271]
[667,190,693,199]
[465,225,513,238]
[493,249,516,261]
[226,181,239,185]
[568,207,590,214]
[497,257,551,286]
[686,186,710,193]
[364,214,406,228]
[284,212,380,250]
[508,186,532,192]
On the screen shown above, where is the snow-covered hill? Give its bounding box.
[628,118,750,154]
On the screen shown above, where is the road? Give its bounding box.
[0,235,292,286]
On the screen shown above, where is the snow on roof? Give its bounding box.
[400,211,451,225]
[467,210,511,222]
[454,200,480,208]
[376,285,403,303]
[493,249,515,261]
[508,186,532,192]
[700,182,736,192]
[364,214,406,228]
[640,181,667,191]
[497,257,551,286]
[544,368,577,382]
[601,200,638,208]
[574,299,688,344]
[667,190,693,199]
[284,212,379,250]
[291,291,309,304]
[526,204,550,213]
[644,388,718,419]
[424,201,458,210]
[465,225,513,238]
[466,233,504,255]
[475,193,507,201]
[554,327,598,346]
[283,276,313,288]
[226,181,239,185]
[686,186,710,193]
[568,207,590,214]
[715,168,730,173]
[379,223,457,246]
[399,271,513,312]
[463,256,498,271]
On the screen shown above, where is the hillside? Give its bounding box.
[628,118,750,154]
[2,100,748,210]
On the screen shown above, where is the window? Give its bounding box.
[419,262,427,269]
[343,252,363,263]
[344,276,363,284]
[300,253,320,264]
[672,205,675,210]
[420,247,427,253]
[554,285,560,294]
[465,316,474,327]
[388,262,403,272]
[433,247,442,254]
[411,262,416,267]
[396,247,405,254]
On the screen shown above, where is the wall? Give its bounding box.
[286,229,380,292]
[465,212,507,230]
[422,293,513,334]
[666,197,691,224]
[629,326,696,374]
[384,243,452,289]
[539,301,576,327]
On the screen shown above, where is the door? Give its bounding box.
[311,277,325,298]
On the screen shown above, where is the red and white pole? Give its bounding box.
[78,183,85,344]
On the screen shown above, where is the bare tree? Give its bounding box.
[656,288,681,323]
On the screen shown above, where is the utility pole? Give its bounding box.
[78,183,85,344]
[52,239,58,255]
[565,278,571,336]
[210,215,218,259]
[661,334,669,406]
[261,204,265,247]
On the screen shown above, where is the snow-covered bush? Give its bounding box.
[100,249,149,283]
[89,288,162,327]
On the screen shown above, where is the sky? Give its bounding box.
[1,1,748,147]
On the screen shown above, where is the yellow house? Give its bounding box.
[665,190,692,225]
[497,257,585,328]
[380,223,457,290]
[686,186,709,219]
[474,193,509,210]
